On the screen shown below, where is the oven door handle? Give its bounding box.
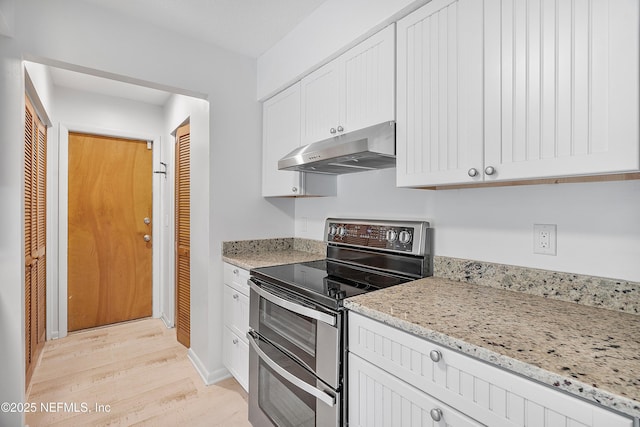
[248,332,336,407]
[249,279,336,326]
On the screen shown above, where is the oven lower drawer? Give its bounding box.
[248,331,341,427]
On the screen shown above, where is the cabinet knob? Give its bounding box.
[330,128,337,134]
[233,269,239,275]
[232,338,238,345]
[467,168,478,177]
[292,187,298,193]
[430,408,443,422]
[233,293,239,300]
[485,166,496,175]
[429,349,442,363]
[337,125,344,132]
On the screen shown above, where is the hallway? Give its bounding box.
[26,319,250,426]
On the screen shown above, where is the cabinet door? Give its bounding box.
[396,0,484,187]
[300,60,342,145]
[342,24,396,134]
[262,83,303,197]
[349,353,483,427]
[484,0,640,181]
[223,284,249,342]
[223,327,249,392]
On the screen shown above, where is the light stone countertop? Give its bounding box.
[345,277,640,419]
[222,250,324,271]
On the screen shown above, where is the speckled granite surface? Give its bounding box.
[345,277,640,419]
[434,256,640,315]
[222,238,325,270]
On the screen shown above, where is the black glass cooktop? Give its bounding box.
[250,259,412,310]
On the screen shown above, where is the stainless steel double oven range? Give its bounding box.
[247,218,432,427]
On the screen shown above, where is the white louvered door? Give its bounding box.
[483,0,640,181]
[396,0,484,186]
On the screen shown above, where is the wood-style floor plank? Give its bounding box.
[26,318,250,427]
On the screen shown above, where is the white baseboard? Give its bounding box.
[187,348,231,386]
[160,313,173,329]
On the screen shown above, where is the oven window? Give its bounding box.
[260,298,316,358]
[259,358,315,427]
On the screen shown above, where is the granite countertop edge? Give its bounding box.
[222,250,325,270]
[344,298,640,419]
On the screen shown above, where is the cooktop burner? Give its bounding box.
[250,259,413,310]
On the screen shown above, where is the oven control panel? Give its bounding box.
[325,219,430,256]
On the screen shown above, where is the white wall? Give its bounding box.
[296,173,640,282]
[1,0,294,421]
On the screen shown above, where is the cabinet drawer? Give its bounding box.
[348,312,633,427]
[349,353,482,427]
[223,262,250,295]
[223,326,249,392]
[223,284,249,342]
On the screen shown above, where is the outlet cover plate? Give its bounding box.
[533,224,557,255]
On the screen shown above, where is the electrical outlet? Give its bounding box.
[533,224,557,255]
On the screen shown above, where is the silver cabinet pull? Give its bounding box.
[248,332,336,407]
[337,125,344,132]
[468,168,478,177]
[232,338,238,345]
[429,349,442,363]
[430,408,443,422]
[233,269,239,275]
[485,166,496,175]
[249,280,336,326]
[233,293,239,300]
[330,128,337,134]
[292,187,298,193]
[143,234,151,242]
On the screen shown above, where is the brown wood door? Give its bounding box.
[25,95,47,389]
[175,124,190,348]
[68,133,152,332]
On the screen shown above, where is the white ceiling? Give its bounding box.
[48,0,328,106]
[78,0,328,58]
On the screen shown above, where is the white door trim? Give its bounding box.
[56,123,162,338]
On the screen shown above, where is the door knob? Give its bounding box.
[143,217,151,225]
[143,234,151,242]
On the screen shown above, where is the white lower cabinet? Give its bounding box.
[348,312,633,427]
[222,263,250,391]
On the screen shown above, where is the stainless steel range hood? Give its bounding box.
[278,121,396,174]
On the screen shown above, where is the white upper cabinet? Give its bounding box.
[300,24,395,145]
[397,0,640,187]
[396,0,484,187]
[484,0,639,181]
[262,82,336,197]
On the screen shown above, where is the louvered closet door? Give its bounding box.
[175,124,191,348]
[24,95,46,389]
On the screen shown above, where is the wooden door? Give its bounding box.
[25,95,47,388]
[67,133,152,332]
[175,124,190,348]
[483,0,639,181]
[396,0,484,187]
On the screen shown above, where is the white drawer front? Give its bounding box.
[223,326,249,392]
[223,284,250,342]
[223,262,250,295]
[348,313,632,427]
[349,353,482,427]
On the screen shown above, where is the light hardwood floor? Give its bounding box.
[26,318,251,426]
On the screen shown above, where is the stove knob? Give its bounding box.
[386,229,398,242]
[337,226,347,237]
[335,290,347,299]
[399,230,412,244]
[328,288,338,297]
[328,225,338,236]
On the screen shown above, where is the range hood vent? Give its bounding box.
[278,121,396,175]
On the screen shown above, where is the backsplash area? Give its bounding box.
[435,256,639,315]
[222,237,325,256]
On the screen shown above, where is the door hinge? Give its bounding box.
[147,141,152,150]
